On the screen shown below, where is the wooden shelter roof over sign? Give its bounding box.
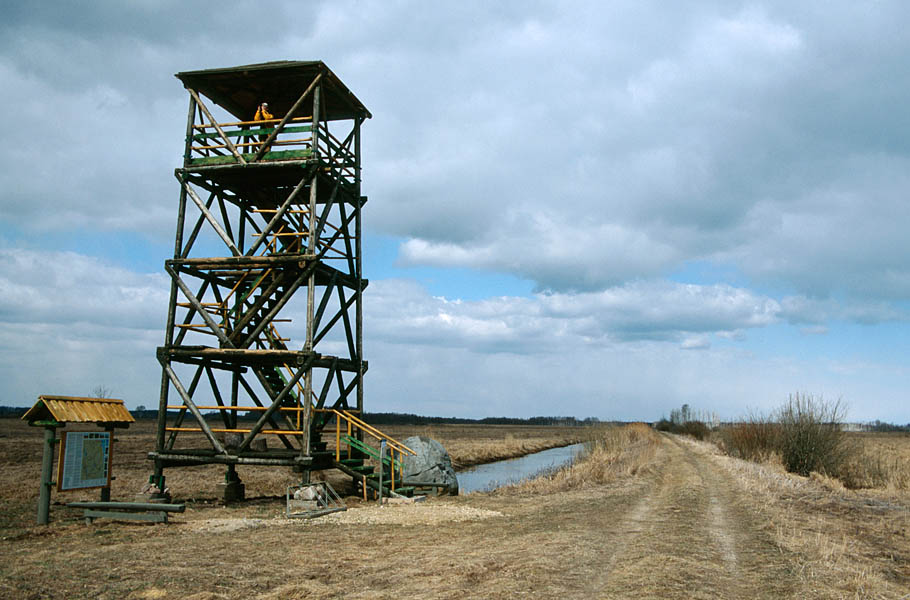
[175,60,372,122]
[22,396,135,426]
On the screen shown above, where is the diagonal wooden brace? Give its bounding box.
[162,361,229,455]
[239,262,316,348]
[246,174,311,257]
[238,359,311,454]
[178,176,241,256]
[165,264,234,347]
[187,88,247,165]
[313,180,340,242]
[239,373,297,448]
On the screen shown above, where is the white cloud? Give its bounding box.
[0,248,168,328]
[2,1,910,421]
[0,247,906,420]
[367,278,782,352]
[0,249,167,406]
[4,2,910,309]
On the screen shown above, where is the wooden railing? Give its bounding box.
[187,116,314,165]
[186,115,357,184]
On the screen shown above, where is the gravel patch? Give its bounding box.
[316,502,503,525]
[184,502,503,533]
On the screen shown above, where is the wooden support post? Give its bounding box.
[311,84,321,161]
[158,160,190,453]
[100,426,113,502]
[303,171,318,458]
[379,439,386,505]
[354,116,364,419]
[183,94,198,165]
[230,369,239,430]
[37,425,58,525]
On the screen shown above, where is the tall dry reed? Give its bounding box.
[836,434,910,490]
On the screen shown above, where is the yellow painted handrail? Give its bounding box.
[334,409,415,457]
[331,408,415,500]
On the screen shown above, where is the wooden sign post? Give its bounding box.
[22,396,134,524]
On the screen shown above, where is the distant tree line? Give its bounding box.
[868,420,910,432]
[654,403,711,440]
[362,413,601,426]
[1,405,601,426]
[0,406,27,418]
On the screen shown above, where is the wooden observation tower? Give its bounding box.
[150,61,408,501]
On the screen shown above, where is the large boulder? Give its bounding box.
[400,436,459,495]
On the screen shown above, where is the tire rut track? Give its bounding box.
[594,434,796,598]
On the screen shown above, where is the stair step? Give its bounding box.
[351,465,375,475]
[339,458,364,467]
[393,487,415,497]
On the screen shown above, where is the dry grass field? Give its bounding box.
[0,419,584,533]
[839,432,910,491]
[1,420,908,599]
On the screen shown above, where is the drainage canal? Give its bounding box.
[458,443,586,494]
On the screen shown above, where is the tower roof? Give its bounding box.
[176,60,371,122]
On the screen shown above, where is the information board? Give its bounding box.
[57,431,112,491]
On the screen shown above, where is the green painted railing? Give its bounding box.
[341,434,403,470]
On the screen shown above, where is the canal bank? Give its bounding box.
[457,442,586,494]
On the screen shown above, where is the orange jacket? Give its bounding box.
[254,105,274,122]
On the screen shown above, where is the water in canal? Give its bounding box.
[457,442,586,494]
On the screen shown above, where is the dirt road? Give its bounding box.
[2,429,908,598]
[589,434,795,598]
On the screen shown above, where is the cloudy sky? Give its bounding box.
[1,1,908,422]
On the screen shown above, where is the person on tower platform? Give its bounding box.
[253,102,274,152]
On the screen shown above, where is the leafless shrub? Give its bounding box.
[776,393,848,477]
[719,394,851,479]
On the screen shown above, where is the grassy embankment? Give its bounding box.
[494,422,661,494]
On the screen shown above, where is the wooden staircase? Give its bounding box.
[327,410,417,499]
